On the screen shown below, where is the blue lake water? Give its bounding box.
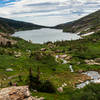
[12,28,80,44]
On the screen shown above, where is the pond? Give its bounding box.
[12,28,81,44]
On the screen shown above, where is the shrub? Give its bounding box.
[28,67,56,93]
[71,83,100,100]
[39,80,56,93]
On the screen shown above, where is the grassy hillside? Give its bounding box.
[0,30,100,99]
[55,10,100,34]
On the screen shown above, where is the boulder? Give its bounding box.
[0,86,44,100]
[59,54,67,58]
[85,59,100,65]
[62,83,67,88]
[6,68,13,72]
[15,52,21,58]
[77,62,81,65]
[57,87,63,93]
[40,48,46,51]
[55,50,62,53]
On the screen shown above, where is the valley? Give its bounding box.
[0,10,100,100]
[0,30,100,99]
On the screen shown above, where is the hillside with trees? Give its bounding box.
[0,17,46,34]
[55,10,100,34]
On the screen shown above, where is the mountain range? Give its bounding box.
[55,10,100,34]
[0,10,100,34]
[0,17,46,34]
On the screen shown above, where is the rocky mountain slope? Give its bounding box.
[55,10,100,34]
[0,17,46,34]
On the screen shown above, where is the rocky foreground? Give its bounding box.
[0,86,44,100]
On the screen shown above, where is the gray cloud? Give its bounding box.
[0,0,100,26]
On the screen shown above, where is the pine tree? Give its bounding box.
[37,66,40,82]
[29,67,34,89]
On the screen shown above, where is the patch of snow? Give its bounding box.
[81,32,94,36]
[84,28,90,31]
[77,32,81,35]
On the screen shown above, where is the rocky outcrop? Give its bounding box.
[85,59,100,65]
[0,32,17,46]
[0,86,44,100]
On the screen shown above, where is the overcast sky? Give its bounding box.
[0,0,100,26]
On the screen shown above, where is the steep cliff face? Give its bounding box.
[55,10,100,34]
[0,17,46,34]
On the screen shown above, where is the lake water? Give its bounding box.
[12,28,80,44]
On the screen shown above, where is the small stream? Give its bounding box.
[55,55,74,72]
[76,71,100,89]
[61,58,67,64]
[56,55,100,88]
[69,65,74,72]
